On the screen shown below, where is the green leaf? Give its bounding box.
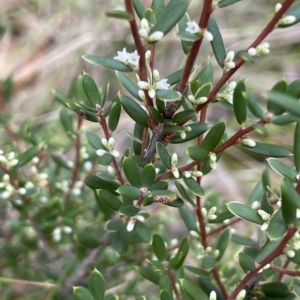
[281,179,299,224]
[120,95,149,127]
[208,207,234,223]
[169,237,189,270]
[187,147,208,162]
[241,142,292,158]
[207,18,226,68]
[238,252,257,272]
[51,154,72,170]
[180,279,208,300]
[267,91,300,118]
[141,164,156,187]
[105,219,124,231]
[84,175,120,193]
[108,95,121,132]
[261,282,289,297]
[134,221,151,243]
[116,72,141,101]
[172,110,195,124]
[201,121,225,151]
[106,10,132,20]
[233,81,246,124]
[218,0,242,8]
[59,109,76,139]
[227,202,263,224]
[267,158,298,183]
[152,0,165,19]
[160,290,173,300]
[136,266,161,284]
[171,122,209,144]
[166,68,184,86]
[73,286,95,300]
[195,82,213,99]
[191,58,214,86]
[83,55,132,72]
[201,255,215,270]
[98,153,113,166]
[175,181,195,206]
[231,234,255,246]
[156,142,171,168]
[152,234,168,261]
[236,51,254,63]
[156,89,182,101]
[179,207,198,231]
[88,268,105,300]
[243,92,265,119]
[267,209,287,240]
[133,0,145,19]
[267,79,288,115]
[294,121,300,172]
[278,3,300,28]
[176,31,201,42]
[97,189,123,211]
[215,228,230,261]
[75,231,99,249]
[119,205,140,216]
[145,8,157,25]
[183,177,204,197]
[117,185,141,200]
[148,106,164,123]
[150,1,189,37]
[293,278,300,297]
[288,79,300,99]
[272,114,299,125]
[16,145,40,168]
[123,157,141,187]
[82,72,102,106]
[85,131,104,150]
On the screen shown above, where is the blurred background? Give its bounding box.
[0,0,300,299]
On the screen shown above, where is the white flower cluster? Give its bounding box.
[196,244,220,260]
[187,94,208,106]
[185,21,214,41]
[236,289,246,300]
[183,169,203,178]
[248,42,270,56]
[0,174,15,199]
[208,152,217,170]
[217,81,237,104]
[0,149,18,169]
[223,51,236,73]
[258,209,271,231]
[275,3,296,25]
[137,69,170,99]
[284,231,300,258]
[201,206,218,221]
[52,225,72,242]
[114,48,140,71]
[241,137,256,147]
[139,18,164,43]
[96,137,120,158]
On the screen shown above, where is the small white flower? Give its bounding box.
[191,171,203,177]
[127,217,136,232]
[183,171,192,178]
[209,291,217,300]
[285,249,295,258]
[107,166,115,175]
[201,207,208,217]
[190,230,200,238]
[247,47,257,56]
[258,210,271,231]
[196,97,208,105]
[83,161,92,171]
[154,78,170,90]
[114,48,140,70]
[139,18,164,43]
[1,190,12,199]
[101,138,108,147]
[138,90,146,101]
[14,199,23,205]
[53,227,61,242]
[278,15,296,25]
[223,51,235,72]
[18,187,26,195]
[180,131,186,139]
[256,42,270,55]
[63,226,72,234]
[171,167,179,178]
[145,50,151,61]
[202,30,214,42]
[217,81,236,104]
[96,149,107,156]
[67,161,74,168]
[171,153,178,165]
[148,31,164,42]
[275,3,282,13]
[241,138,256,147]
[108,137,115,149]
[32,157,39,164]
[250,201,260,209]
[110,150,120,158]
[185,21,200,34]
[236,289,246,300]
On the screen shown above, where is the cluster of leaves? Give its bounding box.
[1,0,300,300]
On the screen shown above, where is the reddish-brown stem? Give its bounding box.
[195,0,295,113]
[99,114,125,185]
[295,180,300,194]
[272,262,300,277]
[196,196,208,248]
[177,0,213,93]
[227,225,297,300]
[168,269,181,299]
[150,44,155,71]
[212,267,228,299]
[124,0,155,113]
[277,258,290,281]
[141,127,149,155]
